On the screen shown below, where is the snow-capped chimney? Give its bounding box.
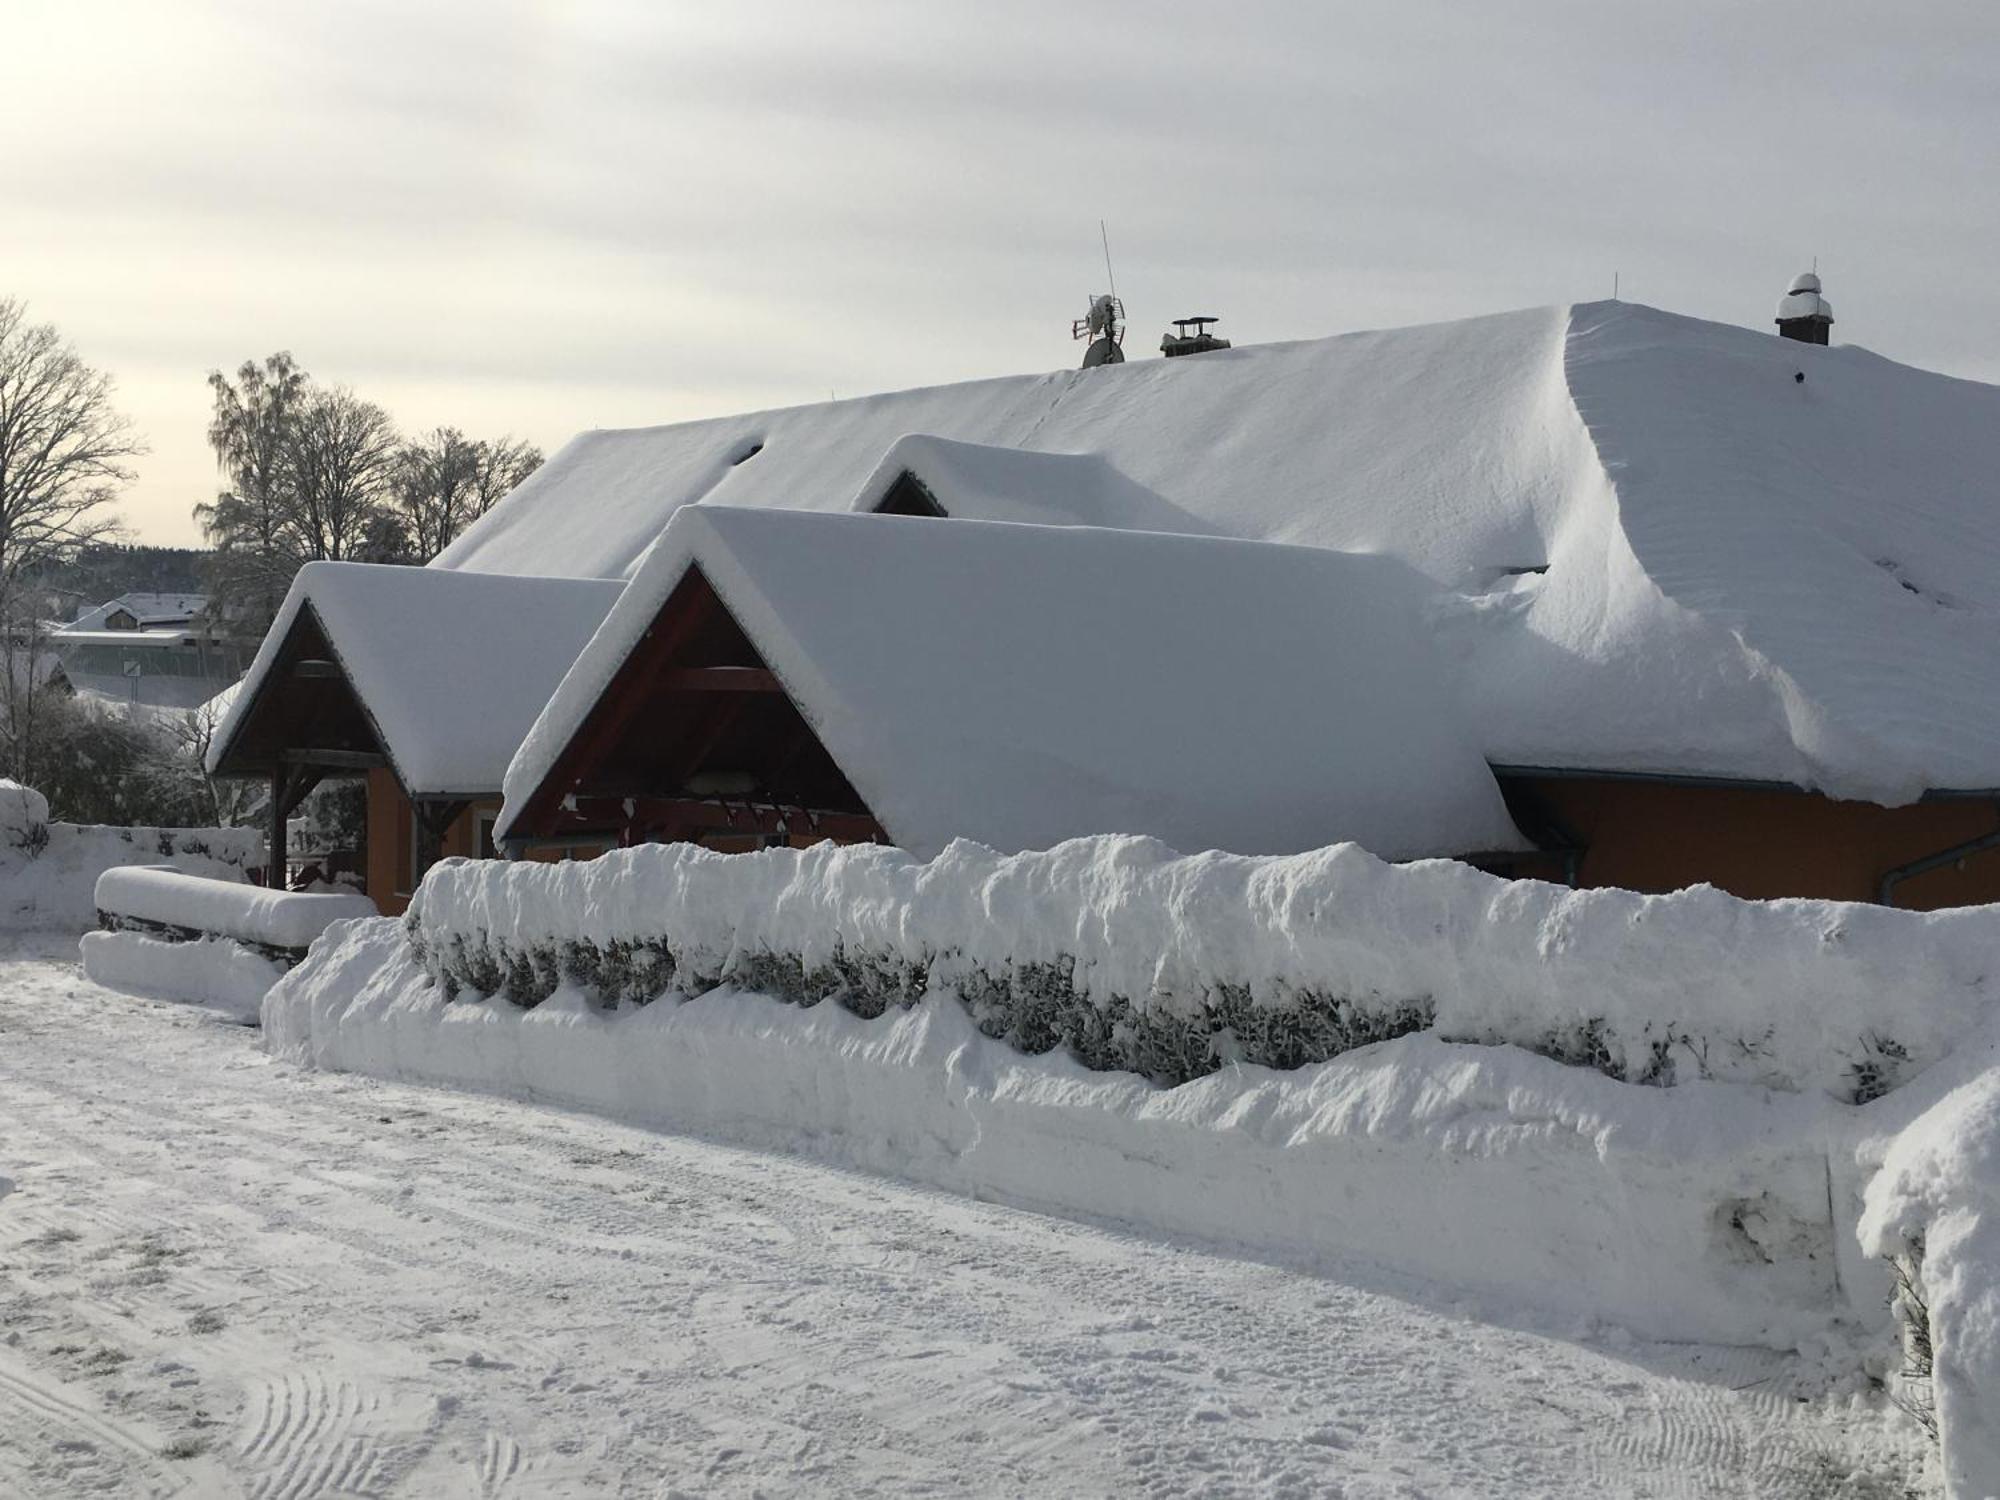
[1775,271,1833,345]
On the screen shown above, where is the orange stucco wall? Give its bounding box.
[363,770,604,916]
[1507,777,2000,910]
[364,770,2000,915]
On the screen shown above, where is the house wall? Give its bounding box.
[1508,776,2000,910]
[363,770,606,916]
[367,771,2000,916]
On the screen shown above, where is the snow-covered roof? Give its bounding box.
[210,563,624,796]
[447,301,2000,804]
[499,506,1526,862]
[849,433,1221,533]
[62,592,208,633]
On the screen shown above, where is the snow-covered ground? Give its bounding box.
[0,936,1934,1497]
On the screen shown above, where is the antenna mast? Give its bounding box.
[1073,221,1127,368]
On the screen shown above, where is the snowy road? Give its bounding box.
[0,937,1930,1498]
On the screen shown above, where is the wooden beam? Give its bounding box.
[656,666,781,693]
[569,795,885,845]
[281,747,387,771]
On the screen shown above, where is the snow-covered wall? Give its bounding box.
[402,837,1997,1101]
[0,780,260,934]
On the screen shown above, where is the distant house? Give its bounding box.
[213,290,2000,911]
[53,592,246,712]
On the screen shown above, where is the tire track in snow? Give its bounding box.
[238,1370,387,1500]
[0,1351,185,1498]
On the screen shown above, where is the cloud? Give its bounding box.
[2,0,1995,544]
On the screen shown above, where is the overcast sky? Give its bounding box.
[5,0,1996,547]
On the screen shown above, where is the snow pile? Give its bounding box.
[267,916,1851,1349]
[500,508,1525,862]
[1858,1037,2000,1497]
[406,837,1991,1100]
[79,931,283,1024]
[0,779,50,843]
[0,781,261,933]
[94,866,375,954]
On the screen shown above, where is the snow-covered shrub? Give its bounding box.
[404,837,2000,1099]
[1859,1051,2000,1496]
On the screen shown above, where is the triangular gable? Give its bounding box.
[503,564,885,849]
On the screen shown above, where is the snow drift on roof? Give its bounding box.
[500,507,1525,862]
[452,300,2000,803]
[210,563,624,796]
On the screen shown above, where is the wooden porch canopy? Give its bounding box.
[501,565,887,851]
[206,602,465,888]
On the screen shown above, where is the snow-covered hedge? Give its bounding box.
[1857,1035,2000,1498]
[406,837,1998,1102]
[269,917,1855,1350]
[0,779,262,933]
[94,866,375,959]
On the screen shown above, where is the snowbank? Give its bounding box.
[80,930,283,1025]
[267,917,1851,1349]
[0,781,261,933]
[406,837,1997,1099]
[94,866,375,955]
[1858,1037,2000,1498]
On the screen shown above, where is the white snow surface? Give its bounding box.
[500,508,1523,861]
[409,836,1999,1099]
[78,928,283,1024]
[93,865,375,949]
[443,300,2000,801]
[1858,1030,2000,1497]
[0,782,261,934]
[209,562,624,795]
[0,937,1935,1498]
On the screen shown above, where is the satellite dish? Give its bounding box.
[1072,293,1126,369]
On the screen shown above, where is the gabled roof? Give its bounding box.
[850,434,1221,533]
[208,563,623,797]
[445,301,2000,805]
[62,592,208,633]
[500,507,1527,862]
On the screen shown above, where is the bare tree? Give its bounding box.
[472,435,542,518]
[0,299,138,591]
[391,428,542,563]
[196,352,307,630]
[287,385,398,562]
[0,299,142,785]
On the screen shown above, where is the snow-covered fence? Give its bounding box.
[405,836,2000,1102]
[93,867,376,964]
[0,779,262,933]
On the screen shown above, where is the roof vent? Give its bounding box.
[1775,271,1833,345]
[1161,316,1231,359]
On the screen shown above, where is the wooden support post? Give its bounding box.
[268,771,287,890]
[411,800,468,891]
